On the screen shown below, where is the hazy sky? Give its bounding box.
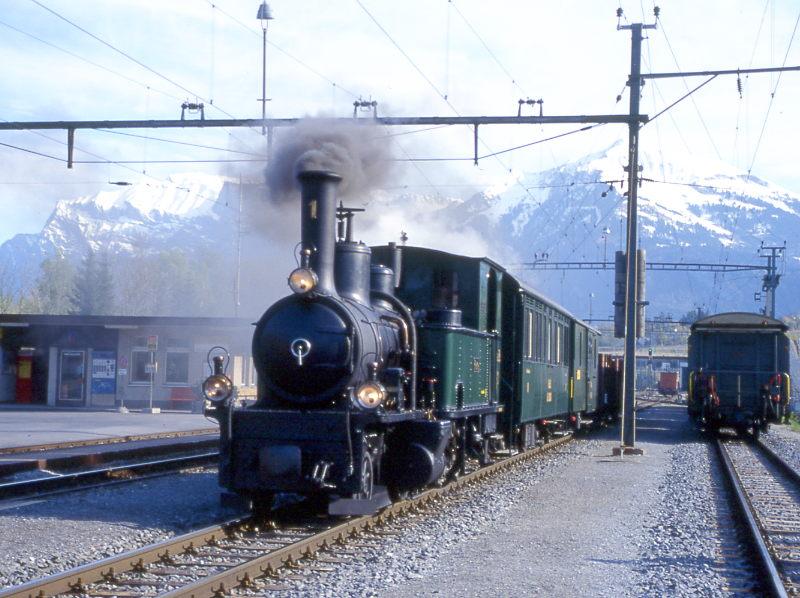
[0,0,798,244]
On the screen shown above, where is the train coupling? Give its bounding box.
[308,460,336,489]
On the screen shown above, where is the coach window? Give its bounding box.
[165,338,190,386]
[556,324,562,364]
[545,318,552,363]
[536,312,543,361]
[130,338,151,385]
[526,310,534,359]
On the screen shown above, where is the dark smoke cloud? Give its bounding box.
[266,119,396,201]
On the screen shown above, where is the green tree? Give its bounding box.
[71,249,115,315]
[94,251,115,315]
[115,248,233,317]
[680,306,710,325]
[34,252,75,314]
[0,264,26,314]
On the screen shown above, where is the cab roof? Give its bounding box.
[375,245,598,334]
[691,312,788,332]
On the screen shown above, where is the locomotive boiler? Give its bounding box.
[204,169,450,514]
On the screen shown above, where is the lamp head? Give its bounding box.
[257,2,274,21]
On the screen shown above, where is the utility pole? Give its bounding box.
[234,176,243,317]
[618,15,656,453]
[759,242,785,318]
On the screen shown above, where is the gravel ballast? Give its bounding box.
[281,405,735,597]
[0,468,233,588]
[2,406,762,596]
[763,422,800,470]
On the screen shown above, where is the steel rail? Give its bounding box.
[0,435,571,598]
[0,519,245,598]
[0,451,218,501]
[715,439,788,598]
[756,439,800,488]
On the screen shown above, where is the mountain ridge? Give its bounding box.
[2,143,797,320]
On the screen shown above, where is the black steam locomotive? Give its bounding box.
[203,169,606,515]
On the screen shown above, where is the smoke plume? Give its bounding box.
[266,119,396,200]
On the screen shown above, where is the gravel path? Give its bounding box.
[0,468,235,589]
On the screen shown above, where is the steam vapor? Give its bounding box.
[266,119,395,201]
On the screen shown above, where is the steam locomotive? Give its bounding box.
[687,312,791,439]
[203,169,605,515]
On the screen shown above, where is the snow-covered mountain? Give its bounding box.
[2,142,799,320]
[437,140,800,319]
[0,174,234,290]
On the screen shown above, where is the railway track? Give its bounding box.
[0,451,219,501]
[635,392,684,412]
[0,435,572,598]
[716,436,800,597]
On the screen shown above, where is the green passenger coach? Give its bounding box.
[373,245,600,459]
[500,269,600,448]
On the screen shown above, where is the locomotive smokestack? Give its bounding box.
[298,170,342,296]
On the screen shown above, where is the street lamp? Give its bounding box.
[257,2,274,136]
[589,292,594,322]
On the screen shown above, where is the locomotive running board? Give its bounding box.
[328,487,391,516]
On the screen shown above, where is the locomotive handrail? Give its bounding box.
[372,290,417,411]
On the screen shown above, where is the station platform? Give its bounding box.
[0,405,217,451]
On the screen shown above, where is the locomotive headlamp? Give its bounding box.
[288,267,318,294]
[202,374,233,402]
[355,381,386,409]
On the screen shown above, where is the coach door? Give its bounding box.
[58,350,86,406]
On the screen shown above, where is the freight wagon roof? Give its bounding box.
[691,312,788,332]
[377,245,597,334]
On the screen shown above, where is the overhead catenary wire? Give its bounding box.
[0,135,236,211]
[353,0,564,223]
[746,6,800,180]
[202,0,360,99]
[0,140,65,162]
[30,0,205,107]
[354,0,450,104]
[29,0,261,152]
[712,6,800,311]
[2,122,154,179]
[95,129,263,156]
[658,21,723,160]
[733,0,771,168]
[449,1,528,97]
[644,76,718,125]
[0,18,183,102]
